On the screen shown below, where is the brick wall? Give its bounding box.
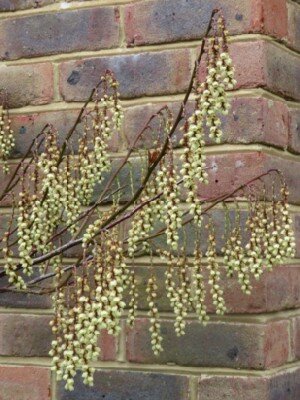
[0,0,300,399]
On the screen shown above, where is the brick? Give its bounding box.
[0,313,52,356]
[0,0,55,11]
[123,96,289,151]
[124,0,288,47]
[198,367,300,400]
[291,316,300,360]
[126,319,290,369]
[59,49,192,102]
[261,0,288,39]
[198,41,300,101]
[295,214,300,258]
[129,264,300,314]
[10,109,120,158]
[57,369,189,400]
[99,329,118,361]
[0,365,51,400]
[264,42,300,102]
[0,63,53,108]
[288,1,300,52]
[0,270,52,309]
[197,152,300,205]
[289,107,300,154]
[0,7,120,60]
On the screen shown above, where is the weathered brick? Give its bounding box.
[0,0,55,11]
[129,264,300,314]
[57,369,189,400]
[0,63,53,108]
[0,313,52,356]
[9,108,120,157]
[126,319,290,369]
[0,269,52,309]
[99,329,118,361]
[197,152,300,205]
[123,96,289,150]
[291,316,300,360]
[295,214,300,258]
[288,1,300,52]
[261,0,288,39]
[289,107,300,154]
[0,365,51,400]
[198,41,300,101]
[198,367,300,400]
[124,0,288,47]
[59,49,192,101]
[265,42,300,101]
[0,7,120,60]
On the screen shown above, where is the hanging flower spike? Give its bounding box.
[146,273,163,355]
[0,105,15,174]
[206,219,226,315]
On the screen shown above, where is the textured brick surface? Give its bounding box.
[0,314,52,356]
[9,109,120,157]
[124,0,289,47]
[130,264,300,314]
[0,365,51,400]
[57,370,189,400]
[0,63,53,108]
[0,7,120,60]
[291,316,300,360]
[198,367,300,400]
[288,1,300,52]
[0,0,55,10]
[289,107,300,153]
[126,319,290,369]
[123,96,289,150]
[59,49,192,101]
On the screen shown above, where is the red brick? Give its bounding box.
[197,151,300,205]
[123,96,289,150]
[10,108,120,158]
[289,107,300,154]
[198,40,300,101]
[123,0,288,47]
[59,49,192,101]
[129,264,300,314]
[99,329,118,361]
[0,313,52,356]
[0,0,55,11]
[291,316,300,360]
[0,7,120,60]
[0,365,51,400]
[57,369,189,400]
[0,63,53,108]
[295,214,300,258]
[288,1,300,52]
[198,367,300,400]
[261,0,288,39]
[126,318,290,369]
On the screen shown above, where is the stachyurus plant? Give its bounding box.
[0,10,296,390]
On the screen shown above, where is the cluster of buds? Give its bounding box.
[278,184,296,259]
[180,115,206,225]
[127,179,158,257]
[2,223,26,289]
[223,225,252,294]
[146,274,163,355]
[0,105,14,173]
[127,268,138,327]
[206,221,226,315]
[173,255,191,336]
[63,156,81,236]
[192,245,209,324]
[163,152,182,250]
[198,16,236,143]
[17,186,34,275]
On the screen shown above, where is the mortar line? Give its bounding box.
[0,357,300,377]
[1,33,300,67]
